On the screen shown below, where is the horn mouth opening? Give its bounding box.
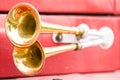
[5,3,41,47]
[13,41,45,75]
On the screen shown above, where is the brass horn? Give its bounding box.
[5,3,84,76]
[5,3,114,76]
[13,41,80,75]
[5,3,84,47]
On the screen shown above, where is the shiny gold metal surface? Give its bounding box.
[5,3,84,47]
[5,3,83,76]
[13,41,80,75]
[13,41,44,75]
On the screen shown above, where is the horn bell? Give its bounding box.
[13,41,45,75]
[5,3,41,47]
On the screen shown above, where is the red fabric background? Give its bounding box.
[0,0,114,14]
[0,0,120,78]
[0,15,120,78]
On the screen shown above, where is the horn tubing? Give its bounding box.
[41,22,81,34]
[5,3,84,47]
[13,41,80,75]
[44,43,79,57]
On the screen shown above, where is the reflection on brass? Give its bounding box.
[5,3,83,76]
[5,3,84,47]
[13,41,44,75]
[13,41,80,75]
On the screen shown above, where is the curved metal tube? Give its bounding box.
[13,41,80,75]
[6,3,114,76]
[5,3,84,47]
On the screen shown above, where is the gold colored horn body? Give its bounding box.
[5,3,114,76]
[5,3,83,76]
[5,3,84,47]
[13,41,79,75]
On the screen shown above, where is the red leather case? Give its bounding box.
[0,14,119,78]
[0,0,114,14]
[114,0,120,15]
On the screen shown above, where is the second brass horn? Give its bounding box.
[13,41,80,75]
[5,3,84,47]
